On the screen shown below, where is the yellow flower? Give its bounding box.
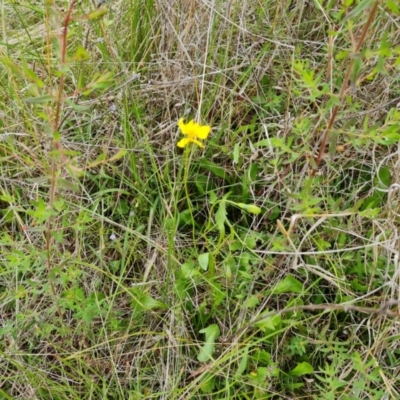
[177,118,211,148]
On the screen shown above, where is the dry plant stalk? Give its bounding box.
[224,300,400,343]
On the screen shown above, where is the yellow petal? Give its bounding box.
[186,120,196,136]
[178,118,188,135]
[195,125,211,139]
[177,138,190,148]
[192,139,204,148]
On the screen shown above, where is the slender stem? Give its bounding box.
[313,1,380,173]
[183,146,196,240]
[46,0,76,319]
[54,0,76,132]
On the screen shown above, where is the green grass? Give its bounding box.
[1,0,400,398]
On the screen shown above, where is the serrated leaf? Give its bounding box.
[198,253,210,271]
[197,324,220,362]
[289,361,314,376]
[271,274,303,294]
[209,191,218,204]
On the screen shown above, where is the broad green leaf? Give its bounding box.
[200,159,231,182]
[233,143,240,164]
[180,262,196,279]
[198,372,215,394]
[254,313,281,331]
[244,234,257,249]
[139,294,167,310]
[131,292,167,311]
[361,193,381,210]
[0,192,15,202]
[197,324,220,362]
[376,166,391,188]
[234,347,249,377]
[215,200,226,237]
[255,139,271,147]
[248,365,280,381]
[195,175,213,195]
[179,209,199,228]
[270,137,295,153]
[289,361,314,376]
[198,252,210,271]
[374,124,400,145]
[209,190,218,204]
[271,274,303,294]
[215,194,231,237]
[245,295,260,308]
[359,207,381,218]
[386,0,400,14]
[0,388,14,400]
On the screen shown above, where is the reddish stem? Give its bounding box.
[54,0,76,132]
[313,1,380,174]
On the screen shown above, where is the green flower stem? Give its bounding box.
[183,145,196,240]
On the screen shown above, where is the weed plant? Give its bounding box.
[1,0,400,399]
